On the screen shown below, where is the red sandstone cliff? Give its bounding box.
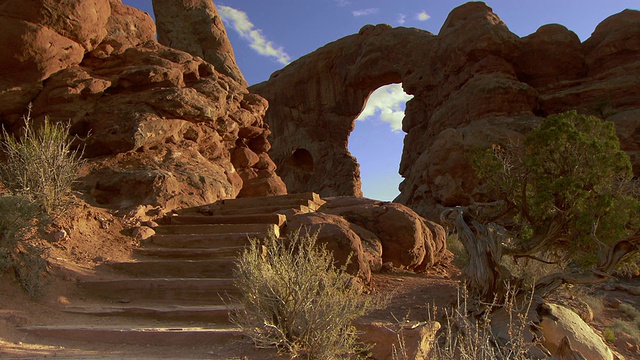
[251,2,640,219]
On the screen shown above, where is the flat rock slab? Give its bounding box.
[63,304,240,322]
[167,213,286,226]
[106,259,237,278]
[149,232,267,248]
[154,223,279,237]
[134,246,245,259]
[80,278,238,304]
[21,325,243,346]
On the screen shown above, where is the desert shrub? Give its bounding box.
[0,106,84,215]
[453,111,640,301]
[230,229,379,359]
[433,286,535,360]
[473,111,639,258]
[445,230,468,269]
[603,327,616,343]
[0,194,48,297]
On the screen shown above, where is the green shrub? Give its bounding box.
[0,195,48,297]
[0,107,84,215]
[603,327,616,343]
[230,229,379,359]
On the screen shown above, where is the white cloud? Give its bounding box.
[397,13,407,25]
[417,11,431,21]
[218,5,291,65]
[335,0,351,7]
[352,8,378,17]
[356,84,413,132]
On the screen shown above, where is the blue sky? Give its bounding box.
[123,0,638,201]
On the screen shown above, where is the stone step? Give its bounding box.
[154,223,279,236]
[20,325,243,346]
[134,246,245,260]
[149,232,268,248]
[207,203,313,216]
[62,304,238,322]
[80,278,238,304]
[213,192,324,210]
[167,213,286,226]
[106,259,237,278]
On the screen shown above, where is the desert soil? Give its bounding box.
[1,200,639,359]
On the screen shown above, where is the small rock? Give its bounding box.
[132,226,156,241]
[142,220,159,228]
[51,229,68,242]
[57,296,70,305]
[606,297,623,310]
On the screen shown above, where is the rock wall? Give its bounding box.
[251,2,640,219]
[152,0,247,87]
[0,0,286,210]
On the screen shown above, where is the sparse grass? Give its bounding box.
[615,252,640,278]
[580,293,605,318]
[446,230,468,268]
[612,319,640,343]
[432,285,536,360]
[230,229,382,359]
[0,106,84,216]
[0,195,48,297]
[613,303,640,343]
[0,106,82,297]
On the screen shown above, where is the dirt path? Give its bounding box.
[0,270,460,359]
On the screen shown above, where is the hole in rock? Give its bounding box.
[349,83,413,201]
[285,148,314,173]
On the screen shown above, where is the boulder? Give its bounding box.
[152,0,247,86]
[286,212,377,283]
[538,303,613,360]
[0,0,111,52]
[516,24,586,88]
[101,0,156,54]
[583,10,640,76]
[0,17,85,86]
[319,197,447,271]
[356,320,440,360]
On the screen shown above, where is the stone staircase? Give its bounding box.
[21,193,325,347]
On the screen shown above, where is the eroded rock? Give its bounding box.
[152,0,247,86]
[252,3,640,219]
[0,0,285,210]
[538,303,614,360]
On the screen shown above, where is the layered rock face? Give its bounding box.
[152,0,247,87]
[252,2,640,219]
[0,0,285,209]
[286,196,449,282]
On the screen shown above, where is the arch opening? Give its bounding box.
[285,148,314,173]
[349,83,413,201]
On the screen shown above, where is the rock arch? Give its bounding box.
[251,23,434,198]
[251,3,640,219]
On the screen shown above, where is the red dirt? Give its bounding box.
[1,198,639,359]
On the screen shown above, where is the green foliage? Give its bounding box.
[0,107,84,215]
[0,195,48,297]
[473,111,640,261]
[230,229,379,359]
[603,327,616,343]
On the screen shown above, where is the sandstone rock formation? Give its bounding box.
[538,303,614,360]
[285,196,449,282]
[251,2,640,219]
[0,0,285,210]
[152,0,247,87]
